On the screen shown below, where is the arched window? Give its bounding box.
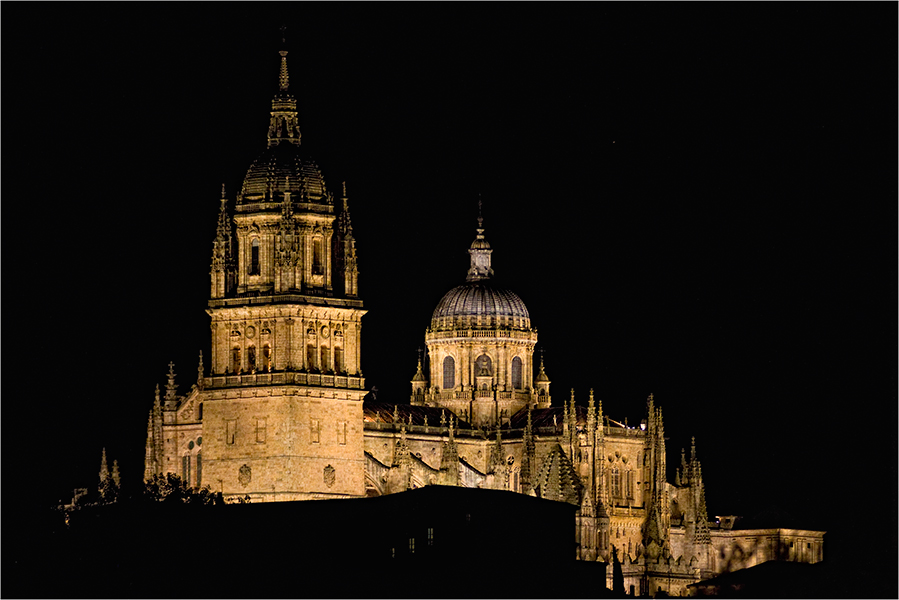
[321,346,331,372]
[511,356,522,389]
[262,344,272,371]
[312,238,323,275]
[334,345,344,373]
[626,470,635,499]
[196,451,202,487]
[307,344,317,371]
[250,238,260,275]
[182,454,191,483]
[610,467,621,498]
[232,347,241,374]
[247,346,256,371]
[443,356,455,389]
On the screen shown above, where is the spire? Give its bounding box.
[694,464,712,545]
[438,417,460,487]
[521,404,536,495]
[211,185,235,298]
[279,51,290,92]
[535,349,550,382]
[335,180,359,297]
[337,181,354,237]
[412,349,426,382]
[267,32,301,148]
[165,362,177,404]
[197,351,204,389]
[111,460,121,487]
[587,389,596,435]
[466,198,494,281]
[99,447,109,484]
[491,427,504,473]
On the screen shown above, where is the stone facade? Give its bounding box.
[143,46,824,596]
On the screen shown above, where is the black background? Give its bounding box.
[4,4,896,585]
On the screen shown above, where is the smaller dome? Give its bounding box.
[470,237,491,250]
[431,281,530,331]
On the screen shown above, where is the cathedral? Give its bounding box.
[143,46,824,596]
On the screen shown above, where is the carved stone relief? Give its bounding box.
[238,464,252,487]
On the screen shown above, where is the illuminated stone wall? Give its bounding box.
[197,386,365,500]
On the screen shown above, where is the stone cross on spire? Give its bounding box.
[165,362,177,403]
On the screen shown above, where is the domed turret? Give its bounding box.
[430,201,530,330]
[237,47,331,206]
[411,205,551,425]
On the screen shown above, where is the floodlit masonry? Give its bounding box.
[142,42,823,596]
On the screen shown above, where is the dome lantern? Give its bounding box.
[466,198,494,282]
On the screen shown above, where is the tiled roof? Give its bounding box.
[431,281,530,330]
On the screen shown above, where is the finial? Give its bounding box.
[165,362,177,401]
[440,409,446,427]
[278,28,290,92]
[691,436,697,461]
[220,183,227,201]
[99,447,109,482]
[477,194,484,230]
[342,181,348,199]
[466,195,494,281]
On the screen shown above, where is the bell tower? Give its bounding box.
[197,40,367,501]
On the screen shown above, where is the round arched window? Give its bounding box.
[443,356,455,389]
[511,356,522,389]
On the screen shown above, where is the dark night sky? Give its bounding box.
[4,4,896,575]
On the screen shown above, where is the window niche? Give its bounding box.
[262,344,272,371]
[312,238,323,275]
[443,356,455,389]
[231,347,241,374]
[250,238,260,275]
[511,356,523,389]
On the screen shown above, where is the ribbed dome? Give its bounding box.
[431,281,530,331]
[240,142,328,204]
